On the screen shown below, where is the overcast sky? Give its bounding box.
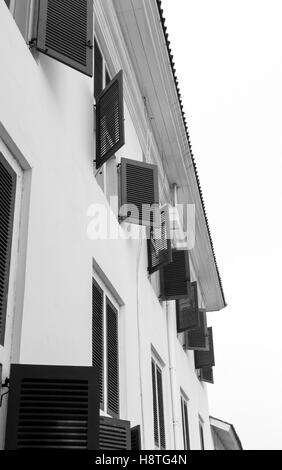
[162,0,282,450]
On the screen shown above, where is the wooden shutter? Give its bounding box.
[5,364,99,450]
[107,299,119,417]
[119,158,160,227]
[159,249,191,300]
[131,425,142,450]
[94,38,103,100]
[0,153,16,346]
[147,206,172,274]
[185,309,209,351]
[36,0,93,77]
[200,366,214,384]
[181,397,190,450]
[176,281,200,333]
[99,416,130,450]
[195,327,215,369]
[96,71,125,169]
[92,279,104,407]
[156,367,166,450]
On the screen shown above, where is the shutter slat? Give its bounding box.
[36,0,93,77]
[92,279,104,407]
[176,281,200,333]
[99,416,131,450]
[147,206,172,274]
[5,364,99,450]
[159,249,190,300]
[107,299,119,417]
[0,153,16,346]
[185,309,209,351]
[119,158,160,227]
[96,71,125,168]
[131,425,142,450]
[195,328,215,369]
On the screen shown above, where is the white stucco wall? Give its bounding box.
[0,2,214,450]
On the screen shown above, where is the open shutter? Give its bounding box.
[5,364,99,450]
[195,327,215,369]
[185,309,209,351]
[0,153,16,346]
[176,281,200,333]
[200,366,214,384]
[92,279,104,407]
[96,71,125,168]
[99,416,131,450]
[147,206,172,274]
[131,425,142,450]
[119,158,159,227]
[159,249,190,301]
[107,299,119,417]
[36,0,93,76]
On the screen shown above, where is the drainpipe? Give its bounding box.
[166,300,180,449]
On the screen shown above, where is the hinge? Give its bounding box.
[86,40,93,50]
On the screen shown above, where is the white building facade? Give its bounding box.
[0,0,226,450]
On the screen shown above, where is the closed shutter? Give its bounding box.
[0,153,16,346]
[151,361,159,447]
[159,249,191,301]
[156,367,166,450]
[96,71,125,169]
[107,299,119,417]
[92,279,104,407]
[131,425,142,450]
[195,327,215,369]
[147,206,172,274]
[36,0,93,76]
[119,158,160,227]
[200,366,214,384]
[176,281,200,333]
[99,416,131,450]
[185,309,209,351]
[5,364,99,450]
[94,38,103,100]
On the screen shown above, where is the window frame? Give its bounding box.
[151,356,166,450]
[199,416,205,450]
[180,392,190,450]
[92,276,120,419]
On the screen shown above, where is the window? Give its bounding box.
[92,278,119,418]
[0,152,16,346]
[199,418,205,450]
[151,358,166,449]
[4,0,33,42]
[180,394,190,450]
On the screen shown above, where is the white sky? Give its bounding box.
[162,0,282,450]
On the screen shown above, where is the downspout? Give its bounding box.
[166,300,180,449]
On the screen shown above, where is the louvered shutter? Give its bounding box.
[96,71,125,169]
[119,158,160,227]
[147,206,172,274]
[99,416,131,450]
[195,327,215,369]
[200,366,214,384]
[185,309,209,351]
[159,249,191,300]
[107,299,119,417]
[151,361,159,447]
[94,38,103,100]
[5,364,99,450]
[0,153,16,346]
[131,425,142,450]
[92,279,104,407]
[156,367,166,450]
[36,0,93,77]
[176,281,200,333]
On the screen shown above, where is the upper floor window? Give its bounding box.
[151,357,166,450]
[94,38,111,101]
[4,0,33,41]
[92,277,119,418]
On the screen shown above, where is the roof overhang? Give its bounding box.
[113,0,226,311]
